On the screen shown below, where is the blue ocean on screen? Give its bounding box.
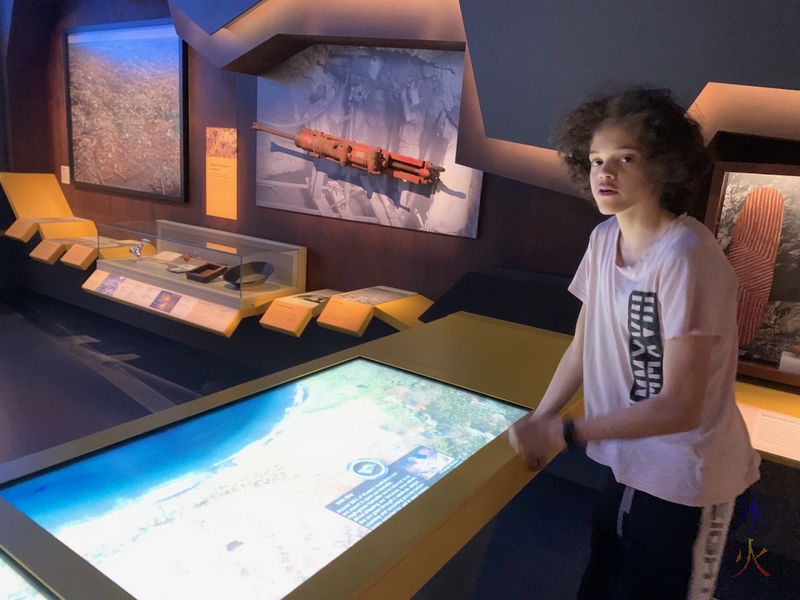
[0,382,298,532]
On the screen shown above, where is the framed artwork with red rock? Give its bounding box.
[706,162,800,388]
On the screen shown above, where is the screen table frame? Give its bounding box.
[0,312,575,600]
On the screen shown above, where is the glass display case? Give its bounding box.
[89,221,307,314]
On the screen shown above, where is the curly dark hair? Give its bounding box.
[552,87,711,216]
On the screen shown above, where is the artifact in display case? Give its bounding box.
[223,260,274,287]
[83,221,306,336]
[0,357,527,600]
[185,262,227,283]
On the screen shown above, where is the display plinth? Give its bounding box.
[259,289,338,337]
[83,269,243,337]
[99,243,156,260]
[92,221,306,312]
[60,244,98,270]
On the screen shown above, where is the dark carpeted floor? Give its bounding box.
[0,289,266,464]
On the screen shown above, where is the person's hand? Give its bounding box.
[508,414,566,471]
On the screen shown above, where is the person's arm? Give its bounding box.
[571,333,712,444]
[508,304,585,465]
[532,303,586,419]
[511,332,713,470]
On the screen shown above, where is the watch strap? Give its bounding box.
[562,418,582,452]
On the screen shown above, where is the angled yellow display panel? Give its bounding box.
[373,294,433,331]
[0,172,74,219]
[0,172,98,242]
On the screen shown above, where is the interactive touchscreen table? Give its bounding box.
[0,312,576,600]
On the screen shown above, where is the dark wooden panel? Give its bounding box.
[6,0,61,172]
[711,131,800,165]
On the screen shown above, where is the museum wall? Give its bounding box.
[1,0,604,302]
[0,0,11,172]
[460,0,800,149]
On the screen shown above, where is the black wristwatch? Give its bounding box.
[562,418,582,452]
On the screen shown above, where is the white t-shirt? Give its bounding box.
[569,214,760,506]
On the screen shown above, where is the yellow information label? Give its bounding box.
[317,296,375,337]
[29,240,66,264]
[260,299,313,337]
[205,127,238,220]
[61,243,98,270]
[5,219,37,242]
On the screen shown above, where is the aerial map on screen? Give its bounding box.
[0,358,527,600]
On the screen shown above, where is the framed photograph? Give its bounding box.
[705,162,800,388]
[255,45,483,238]
[65,19,187,202]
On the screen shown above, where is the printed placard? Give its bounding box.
[4,219,37,242]
[206,127,238,220]
[260,299,313,337]
[60,243,98,270]
[317,296,374,337]
[752,409,800,463]
[29,240,66,264]
[83,270,241,336]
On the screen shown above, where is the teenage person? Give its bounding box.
[508,88,760,599]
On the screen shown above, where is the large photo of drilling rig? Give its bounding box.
[255,46,482,238]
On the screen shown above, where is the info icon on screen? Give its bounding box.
[347,458,389,480]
